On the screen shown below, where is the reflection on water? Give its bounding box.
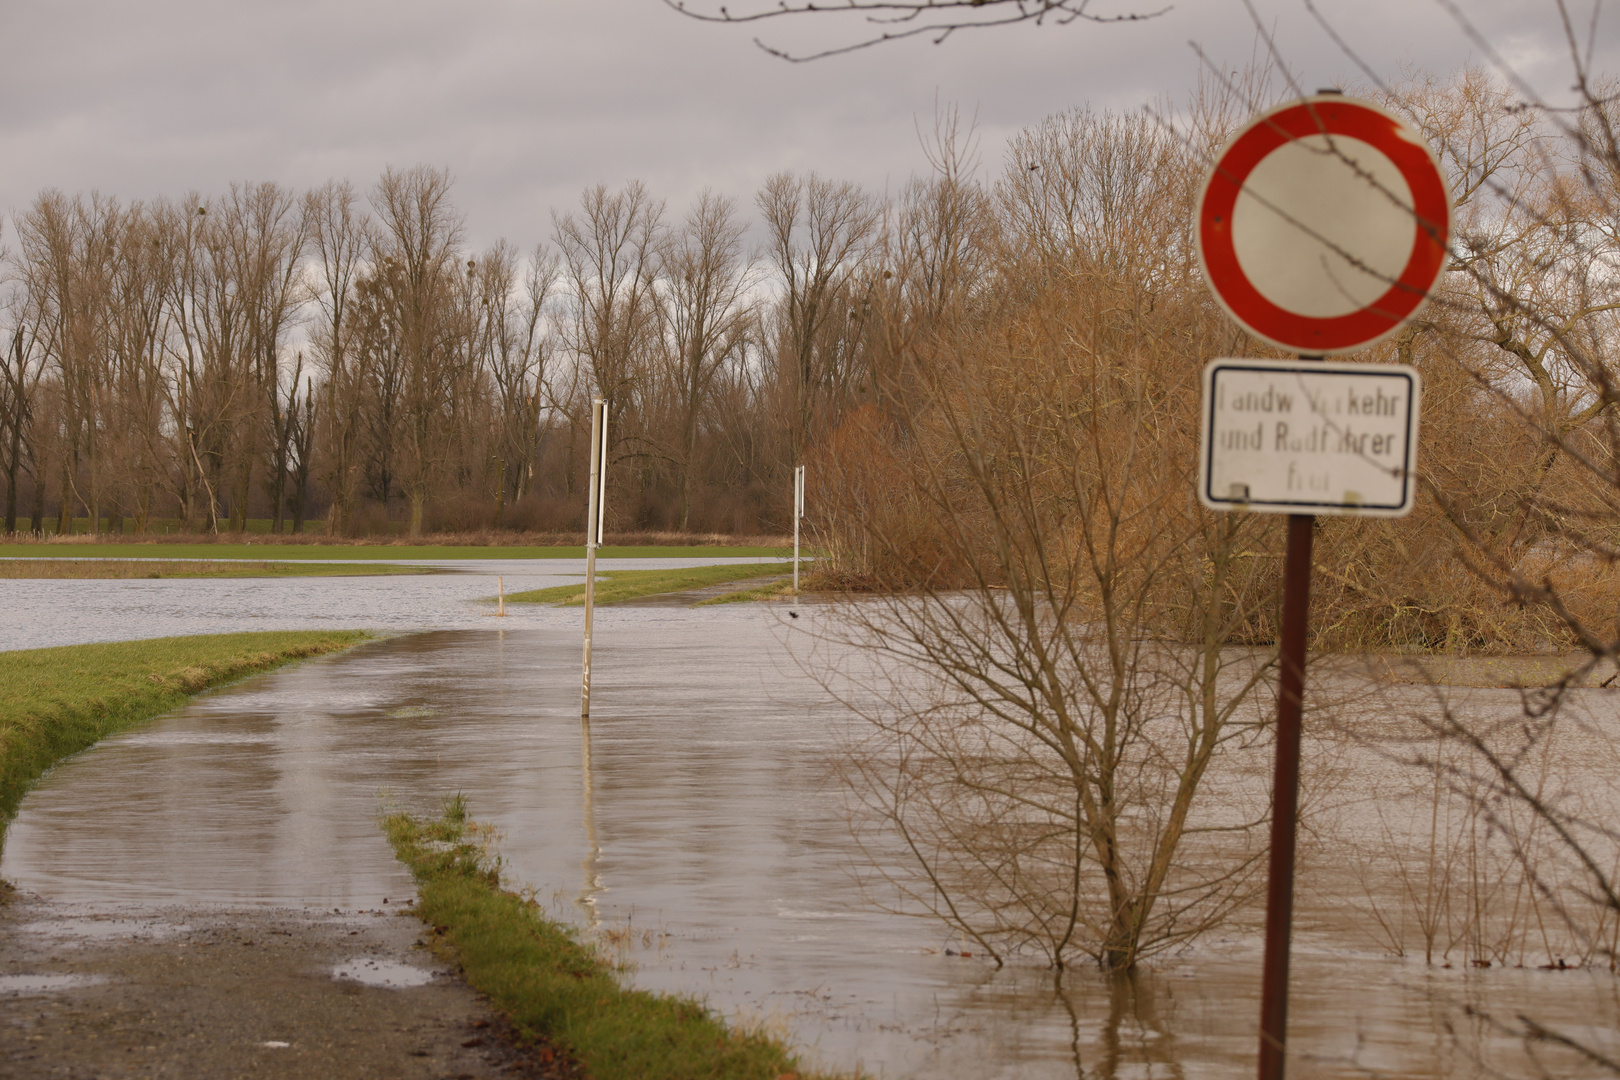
[580,716,603,928]
[2,606,1618,1076]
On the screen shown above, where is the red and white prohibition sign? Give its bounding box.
[1196,95,1453,354]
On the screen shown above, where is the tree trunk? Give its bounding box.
[408,490,425,538]
[28,474,44,536]
[493,458,506,529]
[3,418,19,534]
[328,495,346,539]
[230,460,252,533]
[291,467,309,534]
[270,470,286,533]
[57,466,72,535]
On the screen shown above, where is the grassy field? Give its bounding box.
[0,543,790,562]
[0,559,433,579]
[0,632,370,849]
[386,798,836,1080]
[21,517,332,538]
[504,562,792,605]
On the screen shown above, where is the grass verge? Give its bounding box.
[0,543,790,562]
[505,563,792,606]
[0,631,371,848]
[696,579,798,606]
[385,797,831,1080]
[0,559,433,579]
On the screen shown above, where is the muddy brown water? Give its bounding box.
[3,570,1619,1077]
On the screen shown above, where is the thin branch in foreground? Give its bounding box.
[663,0,1170,62]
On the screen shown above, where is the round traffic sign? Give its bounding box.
[1196,95,1452,355]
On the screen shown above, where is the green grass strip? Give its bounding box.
[695,579,798,606]
[386,798,836,1080]
[0,631,371,846]
[0,559,433,579]
[0,544,790,562]
[504,562,792,606]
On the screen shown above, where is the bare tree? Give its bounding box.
[0,258,47,536]
[655,190,757,529]
[758,172,879,463]
[164,196,258,533]
[475,241,556,525]
[818,107,1280,971]
[553,182,664,525]
[16,192,121,535]
[553,183,664,422]
[305,179,373,537]
[368,165,466,537]
[215,183,308,534]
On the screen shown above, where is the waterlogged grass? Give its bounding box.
[0,543,790,562]
[0,559,433,579]
[505,562,793,606]
[0,632,370,847]
[385,797,834,1080]
[696,578,798,606]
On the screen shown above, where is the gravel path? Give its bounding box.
[0,888,574,1079]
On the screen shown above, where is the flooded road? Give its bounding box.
[0,554,781,651]
[4,576,1619,1076]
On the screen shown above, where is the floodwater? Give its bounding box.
[0,554,781,651]
[0,974,106,994]
[3,572,1620,1077]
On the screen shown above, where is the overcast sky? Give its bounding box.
[1,0,1611,250]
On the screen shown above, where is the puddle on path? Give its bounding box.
[3,601,1618,1077]
[331,958,436,988]
[14,917,191,944]
[0,974,107,995]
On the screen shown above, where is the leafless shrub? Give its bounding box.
[804,102,1307,970]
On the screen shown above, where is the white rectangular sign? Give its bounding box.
[1199,358,1420,517]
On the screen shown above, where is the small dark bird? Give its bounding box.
[788,611,799,619]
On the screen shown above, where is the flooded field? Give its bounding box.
[0,554,781,651]
[3,571,1619,1077]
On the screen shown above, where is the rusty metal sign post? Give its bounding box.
[1194,94,1451,1079]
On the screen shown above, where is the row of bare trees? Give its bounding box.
[3,69,1613,621]
[0,164,889,538]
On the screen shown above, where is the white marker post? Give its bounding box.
[792,464,805,594]
[581,397,608,721]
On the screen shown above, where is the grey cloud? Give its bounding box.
[0,0,1611,249]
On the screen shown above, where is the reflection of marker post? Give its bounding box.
[578,714,601,926]
[581,397,607,721]
[792,465,805,594]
